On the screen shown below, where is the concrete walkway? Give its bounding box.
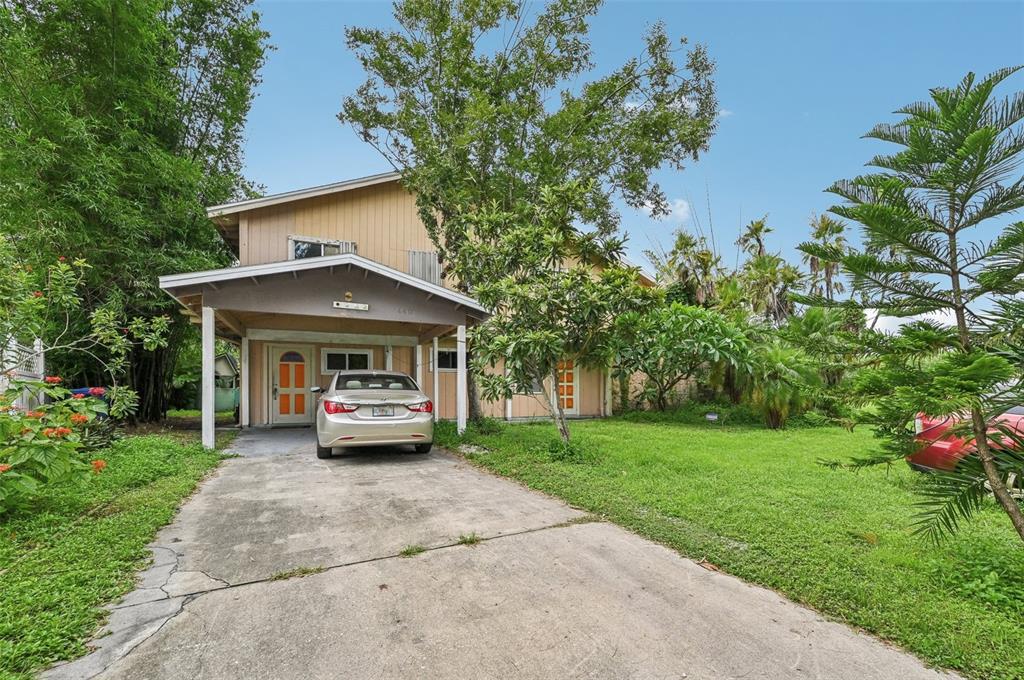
[47,429,956,680]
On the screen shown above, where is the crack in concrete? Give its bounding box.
[125,517,591,607]
[45,518,591,679]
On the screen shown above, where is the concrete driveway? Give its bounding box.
[48,429,955,680]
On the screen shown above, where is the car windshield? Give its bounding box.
[1007,406,1024,416]
[334,374,417,391]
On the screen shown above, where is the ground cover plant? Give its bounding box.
[450,418,1024,680]
[0,435,225,678]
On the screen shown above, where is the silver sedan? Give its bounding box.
[312,370,433,458]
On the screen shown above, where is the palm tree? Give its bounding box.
[735,216,772,258]
[743,253,804,324]
[645,228,724,307]
[803,214,847,301]
[747,341,820,429]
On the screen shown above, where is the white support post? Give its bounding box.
[415,344,423,390]
[201,306,216,449]
[385,344,393,371]
[456,324,467,434]
[432,336,440,422]
[240,336,250,428]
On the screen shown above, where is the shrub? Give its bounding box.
[0,378,110,514]
[747,342,820,429]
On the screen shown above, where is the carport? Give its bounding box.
[158,253,489,448]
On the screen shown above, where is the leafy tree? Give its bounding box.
[615,303,750,410]
[802,68,1024,541]
[339,0,718,420]
[803,214,847,301]
[0,0,269,421]
[467,182,657,443]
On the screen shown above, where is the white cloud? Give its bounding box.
[718,108,734,118]
[866,308,957,333]
[643,198,691,224]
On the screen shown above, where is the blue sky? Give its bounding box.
[244,0,1024,270]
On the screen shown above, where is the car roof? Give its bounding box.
[333,369,411,377]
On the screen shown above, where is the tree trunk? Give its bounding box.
[970,406,1024,540]
[550,367,570,443]
[467,348,483,423]
[947,221,1024,542]
[724,364,742,404]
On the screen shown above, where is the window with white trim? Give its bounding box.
[320,348,372,374]
[436,349,459,371]
[289,235,357,260]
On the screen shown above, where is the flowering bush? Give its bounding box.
[0,377,110,514]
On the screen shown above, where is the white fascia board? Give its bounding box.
[206,171,401,218]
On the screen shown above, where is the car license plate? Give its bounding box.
[372,406,394,417]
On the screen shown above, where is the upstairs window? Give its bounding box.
[289,235,357,260]
[409,250,441,285]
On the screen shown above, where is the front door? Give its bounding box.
[270,345,312,425]
[556,360,578,415]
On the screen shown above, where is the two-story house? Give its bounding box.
[160,171,622,448]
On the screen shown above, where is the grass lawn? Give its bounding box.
[446,418,1024,680]
[0,432,230,679]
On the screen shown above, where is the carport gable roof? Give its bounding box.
[158,252,489,319]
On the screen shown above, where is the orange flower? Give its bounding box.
[44,376,61,384]
[88,387,106,397]
[20,427,31,435]
[42,427,55,437]
[25,410,44,418]
[91,459,107,474]
[0,464,11,474]
[70,413,89,425]
[32,291,43,298]
[72,393,85,399]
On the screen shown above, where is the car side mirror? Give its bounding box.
[309,386,322,394]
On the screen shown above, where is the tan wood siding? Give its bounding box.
[242,182,437,277]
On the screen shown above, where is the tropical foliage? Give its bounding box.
[802,67,1024,542]
[467,183,657,442]
[0,242,167,513]
[615,304,750,410]
[340,0,717,423]
[0,0,269,420]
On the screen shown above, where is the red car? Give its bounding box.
[909,406,1024,472]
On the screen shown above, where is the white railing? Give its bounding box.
[1,338,45,408]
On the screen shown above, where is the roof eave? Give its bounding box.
[158,253,489,317]
[205,171,402,219]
